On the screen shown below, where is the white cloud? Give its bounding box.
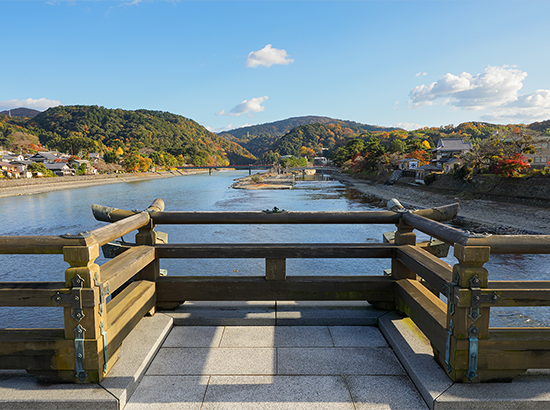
[206,123,254,134]
[216,96,268,117]
[409,65,527,110]
[391,122,425,131]
[415,72,427,77]
[409,65,550,123]
[0,98,62,111]
[245,44,294,68]
[482,89,550,122]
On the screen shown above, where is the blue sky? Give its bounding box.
[1,1,549,132]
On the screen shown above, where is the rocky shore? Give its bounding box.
[333,174,550,235]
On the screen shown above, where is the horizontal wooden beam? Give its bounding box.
[395,279,447,354]
[155,243,396,259]
[402,212,466,246]
[90,212,151,247]
[100,246,156,294]
[454,286,550,307]
[466,235,550,254]
[0,282,98,307]
[0,236,87,254]
[156,275,395,302]
[396,245,453,293]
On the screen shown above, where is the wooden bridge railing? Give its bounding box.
[1,198,550,384]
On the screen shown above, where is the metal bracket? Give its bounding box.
[467,324,480,381]
[60,231,91,239]
[462,231,492,239]
[445,319,454,372]
[94,273,111,317]
[74,324,88,381]
[262,207,287,213]
[100,320,109,373]
[468,275,500,322]
[52,274,85,322]
[443,272,460,317]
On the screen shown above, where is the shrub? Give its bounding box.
[423,172,437,185]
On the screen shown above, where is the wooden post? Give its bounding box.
[61,242,106,383]
[266,258,286,281]
[392,218,416,280]
[135,220,161,283]
[442,244,492,382]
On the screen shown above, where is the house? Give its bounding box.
[415,164,443,184]
[397,158,419,170]
[88,153,102,162]
[29,151,60,163]
[527,136,550,168]
[10,160,34,178]
[44,162,75,177]
[0,161,20,178]
[313,157,330,166]
[441,157,463,173]
[432,138,472,166]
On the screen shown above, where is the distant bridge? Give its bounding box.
[175,165,273,175]
[174,165,341,176]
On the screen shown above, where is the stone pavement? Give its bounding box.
[2,301,550,410]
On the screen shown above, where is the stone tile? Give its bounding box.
[0,377,117,410]
[220,326,275,347]
[276,301,384,326]
[436,373,550,410]
[163,326,224,347]
[146,347,275,375]
[100,313,173,409]
[202,376,355,410]
[346,375,429,410]
[274,326,334,347]
[278,348,404,376]
[163,301,275,326]
[378,312,452,409]
[124,375,208,410]
[329,326,388,347]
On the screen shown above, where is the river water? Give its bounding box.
[1,171,549,328]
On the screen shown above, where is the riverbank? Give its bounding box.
[0,170,208,199]
[333,174,550,235]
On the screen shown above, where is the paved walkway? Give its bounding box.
[125,324,427,410]
[2,301,550,410]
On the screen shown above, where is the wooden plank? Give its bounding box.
[106,280,156,358]
[99,246,156,293]
[455,287,550,307]
[156,275,395,302]
[90,212,151,247]
[397,245,453,293]
[0,236,86,254]
[0,282,97,307]
[149,210,402,225]
[155,243,397,259]
[489,281,550,289]
[395,279,447,354]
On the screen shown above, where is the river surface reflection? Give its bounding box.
[1,171,548,328]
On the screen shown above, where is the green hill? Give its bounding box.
[26,105,255,165]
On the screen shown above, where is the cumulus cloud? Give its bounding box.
[391,122,425,131]
[409,65,527,110]
[245,44,294,68]
[216,96,268,117]
[482,89,550,122]
[206,123,254,134]
[0,98,62,111]
[409,65,550,122]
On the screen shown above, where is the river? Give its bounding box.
[1,171,549,328]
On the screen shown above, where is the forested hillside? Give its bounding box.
[1,105,255,166]
[220,116,401,157]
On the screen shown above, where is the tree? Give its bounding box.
[28,162,53,177]
[103,150,118,164]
